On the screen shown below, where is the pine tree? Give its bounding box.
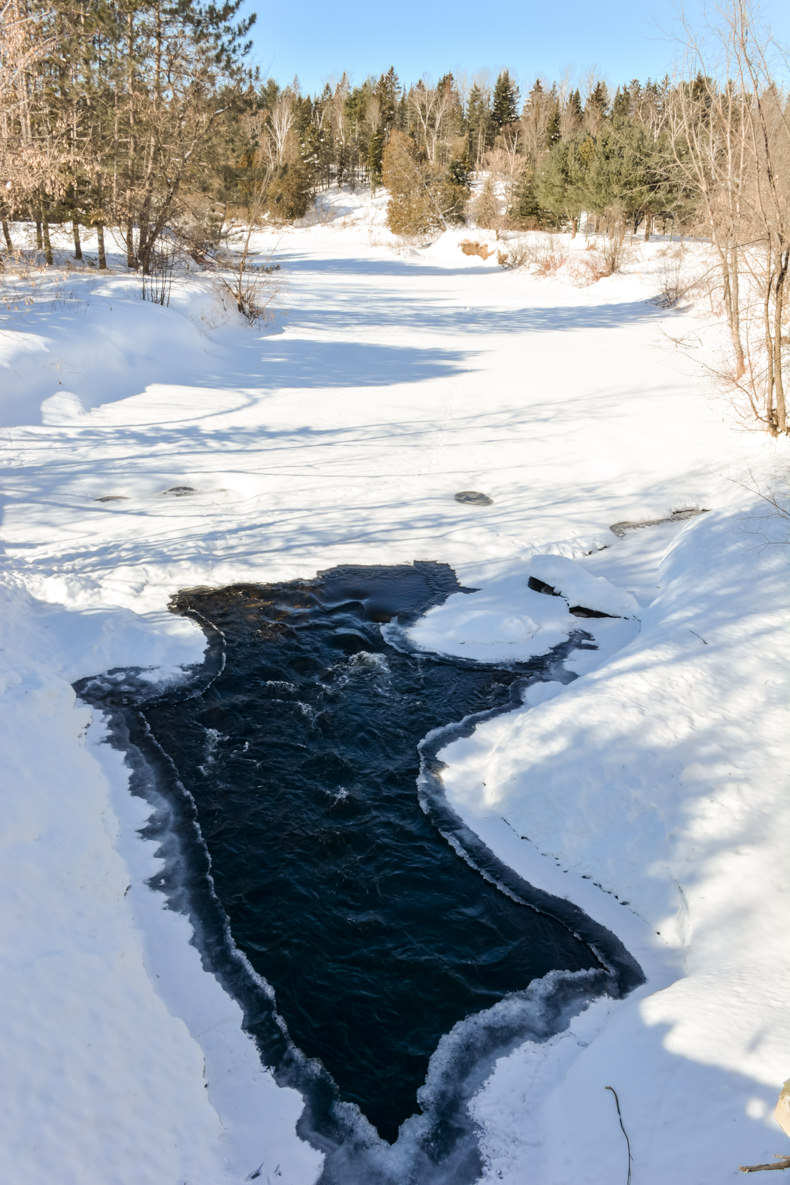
[109,0,256,272]
[536,133,594,235]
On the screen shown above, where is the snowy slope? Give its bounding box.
[0,198,787,1184]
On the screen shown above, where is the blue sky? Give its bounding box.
[238,0,790,97]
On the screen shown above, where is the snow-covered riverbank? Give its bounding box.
[1,194,787,1183]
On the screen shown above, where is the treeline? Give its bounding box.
[0,3,737,257]
[1,1,788,432]
[0,0,255,271]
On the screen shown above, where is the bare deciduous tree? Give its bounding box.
[672,0,789,434]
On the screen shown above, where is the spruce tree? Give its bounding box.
[375,67,401,131]
[492,70,519,131]
[466,83,493,166]
[584,80,610,133]
[546,103,561,148]
[509,167,541,227]
[366,127,385,188]
[564,89,583,134]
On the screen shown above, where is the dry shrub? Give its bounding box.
[497,235,567,273]
[532,240,568,275]
[655,243,689,307]
[497,238,530,268]
[568,237,630,285]
[600,235,627,275]
[459,239,495,260]
[569,252,611,285]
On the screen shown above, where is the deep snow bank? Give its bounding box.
[0,580,321,1185]
[438,499,790,1184]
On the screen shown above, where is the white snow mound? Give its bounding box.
[529,553,640,617]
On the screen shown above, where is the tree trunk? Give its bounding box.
[72,220,82,261]
[97,224,107,270]
[2,221,12,251]
[35,221,43,251]
[644,214,652,241]
[771,246,788,434]
[125,221,137,268]
[41,216,53,265]
[721,245,746,380]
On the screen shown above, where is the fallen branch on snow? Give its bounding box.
[605,1085,633,1185]
[740,1157,790,1173]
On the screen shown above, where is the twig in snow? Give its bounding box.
[740,1157,790,1173]
[689,629,709,644]
[605,1084,633,1185]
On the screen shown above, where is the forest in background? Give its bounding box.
[1,0,788,434]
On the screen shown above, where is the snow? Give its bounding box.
[0,197,788,1184]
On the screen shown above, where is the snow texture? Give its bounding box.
[0,197,788,1184]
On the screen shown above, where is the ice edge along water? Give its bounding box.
[73,564,642,1185]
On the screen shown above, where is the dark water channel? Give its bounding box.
[77,562,641,1178]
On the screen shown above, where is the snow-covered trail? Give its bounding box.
[0,203,788,1185]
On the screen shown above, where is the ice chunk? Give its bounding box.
[528,555,639,618]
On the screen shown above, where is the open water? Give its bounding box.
[76,562,642,1180]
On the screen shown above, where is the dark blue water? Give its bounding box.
[77,563,641,1176]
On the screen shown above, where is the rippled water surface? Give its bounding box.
[77,562,641,1160]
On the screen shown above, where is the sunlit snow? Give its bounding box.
[0,189,788,1184]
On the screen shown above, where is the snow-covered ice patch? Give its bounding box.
[528,552,640,616]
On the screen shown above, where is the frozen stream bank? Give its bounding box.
[77,562,642,1180]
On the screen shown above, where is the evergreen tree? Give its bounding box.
[110,0,256,272]
[536,132,595,235]
[443,149,472,222]
[375,66,401,130]
[611,85,632,121]
[466,82,493,165]
[382,129,435,235]
[345,80,374,182]
[584,80,610,133]
[545,102,561,147]
[382,128,466,235]
[522,77,554,166]
[564,88,583,134]
[508,167,541,227]
[491,70,519,131]
[366,126,385,187]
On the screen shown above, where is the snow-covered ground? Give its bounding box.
[1,190,788,1184]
